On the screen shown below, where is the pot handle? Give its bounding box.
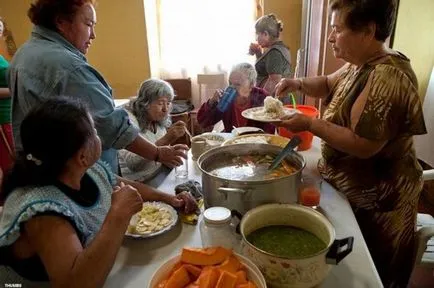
[218,187,247,200]
[231,210,243,235]
[325,237,354,265]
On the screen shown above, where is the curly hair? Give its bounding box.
[28,0,96,31]
[329,0,397,42]
[128,79,175,132]
[255,14,283,39]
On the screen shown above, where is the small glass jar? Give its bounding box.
[200,207,238,250]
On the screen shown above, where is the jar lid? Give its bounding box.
[203,207,231,225]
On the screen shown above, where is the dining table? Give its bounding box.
[105,136,384,288]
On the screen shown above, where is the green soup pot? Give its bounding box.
[239,203,353,288]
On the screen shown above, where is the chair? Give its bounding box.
[190,73,226,135]
[164,78,193,145]
[413,170,434,269]
[164,78,192,101]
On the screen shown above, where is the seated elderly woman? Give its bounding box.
[197,63,275,134]
[0,98,197,286]
[119,79,187,183]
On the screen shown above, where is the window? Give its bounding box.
[144,0,258,106]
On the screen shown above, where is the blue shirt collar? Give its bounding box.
[32,25,87,61]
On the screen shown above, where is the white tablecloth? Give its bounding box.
[105,137,383,288]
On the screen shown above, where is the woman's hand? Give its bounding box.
[169,191,198,214]
[158,144,188,168]
[275,78,302,98]
[248,43,262,56]
[110,182,143,222]
[166,121,186,140]
[209,89,224,105]
[276,113,313,133]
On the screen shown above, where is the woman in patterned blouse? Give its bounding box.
[276,0,425,287]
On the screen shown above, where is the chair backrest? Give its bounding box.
[197,73,226,105]
[164,78,192,101]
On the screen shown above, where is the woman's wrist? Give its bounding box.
[154,146,160,162]
[298,78,304,92]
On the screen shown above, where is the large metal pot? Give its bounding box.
[240,204,353,288]
[197,143,305,214]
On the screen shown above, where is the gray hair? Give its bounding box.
[255,14,283,39]
[230,62,257,86]
[128,79,175,131]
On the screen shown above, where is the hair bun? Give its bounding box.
[278,21,283,32]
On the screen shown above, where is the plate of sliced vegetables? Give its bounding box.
[148,247,266,288]
[126,201,178,239]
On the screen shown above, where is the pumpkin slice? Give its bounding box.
[196,266,220,288]
[235,270,248,285]
[165,266,190,288]
[181,247,232,266]
[218,255,241,274]
[216,270,237,288]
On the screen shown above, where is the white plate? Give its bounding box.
[231,126,264,136]
[242,106,299,123]
[125,201,178,239]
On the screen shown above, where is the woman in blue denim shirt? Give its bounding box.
[7,0,186,173]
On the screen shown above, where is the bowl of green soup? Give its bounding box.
[239,203,353,288]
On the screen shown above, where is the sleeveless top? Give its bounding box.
[0,161,116,285]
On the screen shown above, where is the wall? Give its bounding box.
[0,0,303,98]
[393,0,434,100]
[264,0,302,69]
[0,0,151,98]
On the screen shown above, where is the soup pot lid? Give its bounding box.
[204,207,231,225]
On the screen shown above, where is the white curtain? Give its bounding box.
[144,0,257,107]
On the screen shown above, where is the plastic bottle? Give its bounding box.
[216,86,237,112]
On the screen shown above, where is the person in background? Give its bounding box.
[0,98,197,286]
[0,17,14,179]
[119,79,187,183]
[7,0,186,175]
[249,14,291,95]
[275,0,425,286]
[197,62,274,134]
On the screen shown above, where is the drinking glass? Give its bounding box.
[175,153,189,179]
[298,175,322,209]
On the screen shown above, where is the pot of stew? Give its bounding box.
[240,203,353,288]
[197,143,305,214]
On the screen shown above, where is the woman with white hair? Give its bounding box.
[197,62,274,134]
[249,14,291,95]
[119,79,186,183]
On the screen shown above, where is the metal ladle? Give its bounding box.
[268,135,302,170]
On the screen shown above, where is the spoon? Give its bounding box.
[232,126,241,135]
[184,126,193,141]
[268,135,302,170]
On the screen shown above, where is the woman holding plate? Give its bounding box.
[276,0,425,286]
[197,62,275,134]
[0,98,197,286]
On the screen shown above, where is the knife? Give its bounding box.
[269,135,302,170]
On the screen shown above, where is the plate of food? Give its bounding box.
[126,201,178,238]
[242,96,299,123]
[222,133,290,148]
[148,247,267,288]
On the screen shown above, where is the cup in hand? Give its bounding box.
[175,152,189,179]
